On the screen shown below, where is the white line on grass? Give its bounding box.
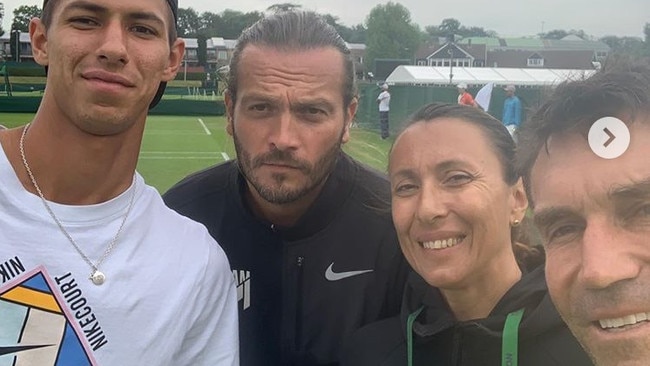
[139,151,231,161]
[141,151,220,155]
[145,131,208,136]
[358,141,387,157]
[198,118,211,135]
[139,156,220,160]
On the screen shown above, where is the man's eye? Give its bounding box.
[306,107,323,115]
[298,107,326,117]
[622,203,650,227]
[250,104,268,112]
[545,224,583,245]
[131,25,157,36]
[70,17,99,27]
[632,204,650,218]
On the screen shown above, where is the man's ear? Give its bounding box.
[29,18,49,67]
[162,38,185,82]
[342,97,358,144]
[224,90,235,136]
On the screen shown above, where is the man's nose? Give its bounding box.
[578,219,640,289]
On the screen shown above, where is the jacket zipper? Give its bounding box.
[295,256,305,351]
[451,325,462,365]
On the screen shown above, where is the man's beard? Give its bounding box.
[234,129,344,205]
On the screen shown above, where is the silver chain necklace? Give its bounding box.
[19,123,137,285]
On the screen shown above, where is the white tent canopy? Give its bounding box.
[385,66,596,87]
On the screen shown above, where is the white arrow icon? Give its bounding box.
[588,117,630,159]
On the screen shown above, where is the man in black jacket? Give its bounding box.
[164,11,409,366]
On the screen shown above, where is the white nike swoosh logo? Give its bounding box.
[325,263,373,281]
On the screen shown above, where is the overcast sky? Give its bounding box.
[2,0,647,38]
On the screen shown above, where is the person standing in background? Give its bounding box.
[377,83,391,139]
[456,82,478,107]
[502,84,522,136]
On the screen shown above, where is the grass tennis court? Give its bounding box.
[0,113,393,194]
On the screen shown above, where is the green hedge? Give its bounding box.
[174,72,207,81]
[0,95,225,116]
[6,65,46,77]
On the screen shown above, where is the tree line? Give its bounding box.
[1,2,649,71]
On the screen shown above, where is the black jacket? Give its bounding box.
[341,266,593,366]
[164,153,409,366]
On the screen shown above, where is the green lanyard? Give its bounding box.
[406,306,425,366]
[501,308,525,366]
[406,306,525,366]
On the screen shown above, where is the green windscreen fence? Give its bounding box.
[355,83,548,134]
[0,81,547,124]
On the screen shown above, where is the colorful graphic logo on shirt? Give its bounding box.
[0,270,95,366]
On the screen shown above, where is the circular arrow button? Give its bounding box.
[588,117,630,159]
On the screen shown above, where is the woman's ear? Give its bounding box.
[510,177,528,222]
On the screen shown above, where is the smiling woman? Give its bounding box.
[342,103,593,366]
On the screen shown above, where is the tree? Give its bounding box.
[266,3,301,13]
[348,24,367,43]
[200,11,222,37]
[464,26,497,38]
[177,7,201,37]
[600,35,645,56]
[322,14,347,38]
[0,2,5,37]
[439,18,460,35]
[197,34,207,66]
[11,5,40,32]
[540,29,568,39]
[540,29,590,40]
[643,23,650,57]
[425,18,496,39]
[599,24,650,57]
[364,2,421,74]
[219,10,262,39]
[10,5,41,62]
[177,8,261,39]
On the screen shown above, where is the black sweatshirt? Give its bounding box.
[164,152,410,365]
[341,265,594,366]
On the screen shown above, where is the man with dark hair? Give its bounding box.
[0,0,238,364]
[164,10,409,366]
[516,58,650,366]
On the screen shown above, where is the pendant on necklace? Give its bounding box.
[90,270,106,285]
